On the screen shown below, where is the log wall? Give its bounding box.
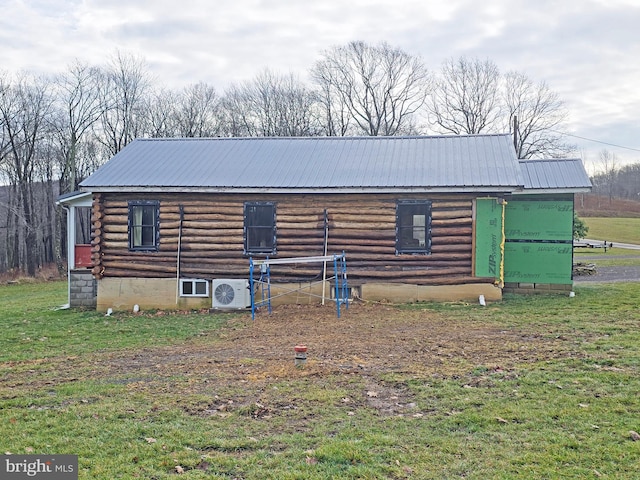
[91,192,484,286]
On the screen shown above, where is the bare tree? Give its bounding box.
[34,137,60,267]
[175,82,223,137]
[220,83,254,137]
[0,71,9,169]
[589,158,640,202]
[616,162,640,199]
[52,60,105,193]
[98,51,150,156]
[0,73,54,275]
[311,41,430,136]
[503,71,573,159]
[312,67,352,136]
[143,87,179,138]
[46,61,107,275]
[596,149,618,205]
[428,56,501,135]
[221,70,319,137]
[143,83,223,138]
[0,71,14,272]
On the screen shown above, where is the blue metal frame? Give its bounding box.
[249,253,348,320]
[333,253,349,318]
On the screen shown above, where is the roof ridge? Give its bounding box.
[136,133,513,142]
[519,158,582,162]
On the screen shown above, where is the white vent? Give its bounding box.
[212,279,251,309]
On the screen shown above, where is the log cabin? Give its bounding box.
[59,134,591,311]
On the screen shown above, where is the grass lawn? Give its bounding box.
[574,245,640,267]
[582,217,640,245]
[1,280,639,479]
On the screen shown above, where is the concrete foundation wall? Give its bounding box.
[96,277,502,312]
[69,270,97,308]
[98,278,212,312]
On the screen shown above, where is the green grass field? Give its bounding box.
[1,280,639,479]
[573,243,640,267]
[574,217,640,267]
[582,217,640,245]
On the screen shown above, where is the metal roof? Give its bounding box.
[518,158,592,193]
[56,190,93,206]
[80,134,525,194]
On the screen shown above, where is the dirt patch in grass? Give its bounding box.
[102,304,557,375]
[101,303,574,413]
[2,303,577,417]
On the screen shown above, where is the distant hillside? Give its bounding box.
[575,194,640,218]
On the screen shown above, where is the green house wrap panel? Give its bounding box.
[503,198,575,284]
[474,198,503,280]
[505,200,573,241]
[504,242,573,284]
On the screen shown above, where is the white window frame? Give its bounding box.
[179,279,210,297]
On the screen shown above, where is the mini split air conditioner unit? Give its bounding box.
[212,279,251,309]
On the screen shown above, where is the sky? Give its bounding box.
[2,0,640,172]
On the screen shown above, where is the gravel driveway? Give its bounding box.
[573,254,640,283]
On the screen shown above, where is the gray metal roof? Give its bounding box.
[80,134,525,194]
[519,158,592,193]
[56,190,92,205]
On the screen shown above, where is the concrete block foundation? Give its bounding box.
[69,270,97,308]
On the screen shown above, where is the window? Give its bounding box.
[396,200,432,254]
[180,279,209,297]
[244,202,276,254]
[128,201,159,251]
[74,207,92,244]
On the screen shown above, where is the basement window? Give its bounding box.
[396,200,432,254]
[244,202,276,255]
[128,200,160,251]
[180,279,209,297]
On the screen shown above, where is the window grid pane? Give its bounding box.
[129,202,159,251]
[396,201,431,254]
[245,203,276,254]
[195,281,207,295]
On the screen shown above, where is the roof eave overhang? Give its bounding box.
[514,187,592,195]
[81,185,523,195]
[56,191,93,206]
